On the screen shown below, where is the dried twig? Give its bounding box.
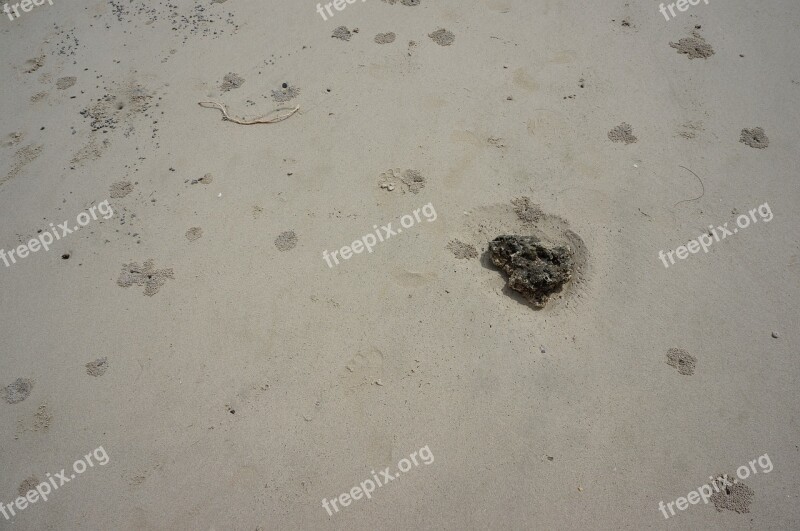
[673,165,705,207]
[198,101,299,125]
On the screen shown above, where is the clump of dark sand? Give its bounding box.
[608,123,637,144]
[428,28,455,46]
[382,0,420,4]
[117,259,174,296]
[56,76,76,90]
[375,32,396,44]
[332,26,353,41]
[511,196,542,225]
[271,85,301,103]
[400,169,426,194]
[221,72,245,91]
[185,227,203,241]
[86,357,108,377]
[18,477,40,496]
[670,32,714,59]
[710,473,755,514]
[110,180,133,198]
[488,235,573,308]
[79,82,153,133]
[198,173,213,184]
[447,240,478,259]
[3,378,34,404]
[666,348,696,375]
[275,231,298,251]
[739,127,769,149]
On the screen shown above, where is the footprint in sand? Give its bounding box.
[342,348,384,392]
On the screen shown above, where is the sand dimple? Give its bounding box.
[429,28,455,46]
[110,180,134,198]
[666,348,696,375]
[447,240,479,260]
[710,474,755,513]
[5,132,23,146]
[332,26,353,41]
[378,169,401,191]
[275,231,298,252]
[3,378,34,404]
[117,259,174,296]
[670,31,714,59]
[740,127,769,149]
[86,357,109,377]
[375,32,396,44]
[185,227,203,241]
[18,477,40,496]
[23,55,45,73]
[608,123,637,144]
[271,85,301,103]
[56,76,77,90]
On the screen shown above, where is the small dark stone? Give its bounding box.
[282,82,288,89]
[488,235,573,308]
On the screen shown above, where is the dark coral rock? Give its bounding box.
[488,235,573,308]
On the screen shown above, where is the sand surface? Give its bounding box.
[1,0,799,529]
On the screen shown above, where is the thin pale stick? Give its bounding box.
[198,101,299,125]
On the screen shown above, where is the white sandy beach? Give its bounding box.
[0,0,799,529]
